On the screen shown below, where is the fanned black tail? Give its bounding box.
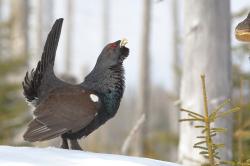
[22,18,63,103]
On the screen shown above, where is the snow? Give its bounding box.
[0,146,182,166]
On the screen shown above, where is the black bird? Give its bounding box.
[22,18,129,150]
[235,12,250,42]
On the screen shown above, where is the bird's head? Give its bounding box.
[83,39,129,99]
[96,39,129,68]
[235,12,250,42]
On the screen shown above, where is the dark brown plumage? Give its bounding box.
[24,86,98,142]
[22,18,129,150]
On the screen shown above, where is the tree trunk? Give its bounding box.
[0,0,3,56]
[65,0,73,75]
[10,0,29,58]
[99,0,110,150]
[165,0,180,161]
[134,0,151,156]
[178,0,232,165]
[38,0,54,53]
[171,0,181,95]
[0,0,2,20]
[102,0,110,44]
[28,0,54,68]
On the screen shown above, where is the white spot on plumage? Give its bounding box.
[90,94,99,102]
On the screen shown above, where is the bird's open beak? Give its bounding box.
[120,38,128,48]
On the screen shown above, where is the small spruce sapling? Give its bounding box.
[180,75,250,166]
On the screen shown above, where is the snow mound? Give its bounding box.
[0,146,182,166]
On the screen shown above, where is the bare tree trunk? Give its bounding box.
[65,0,73,75]
[0,0,3,56]
[102,0,110,44]
[38,0,54,53]
[0,0,2,20]
[171,0,180,95]
[9,0,29,144]
[99,0,111,150]
[164,0,180,161]
[135,0,151,156]
[10,0,29,58]
[28,0,54,68]
[178,0,232,165]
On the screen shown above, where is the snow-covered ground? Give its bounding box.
[0,146,182,166]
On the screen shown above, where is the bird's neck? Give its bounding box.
[82,64,125,114]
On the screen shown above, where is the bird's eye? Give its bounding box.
[108,43,117,49]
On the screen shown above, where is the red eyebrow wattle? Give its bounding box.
[109,43,117,48]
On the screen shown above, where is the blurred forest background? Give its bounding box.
[0,0,250,165]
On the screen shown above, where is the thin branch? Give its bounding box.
[121,113,145,155]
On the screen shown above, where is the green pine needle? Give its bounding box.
[179,75,247,166]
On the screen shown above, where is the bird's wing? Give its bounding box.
[23,86,100,142]
[22,18,68,106]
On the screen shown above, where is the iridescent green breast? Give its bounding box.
[101,90,122,115]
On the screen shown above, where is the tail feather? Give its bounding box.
[24,119,67,142]
[22,18,63,104]
[40,18,63,68]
